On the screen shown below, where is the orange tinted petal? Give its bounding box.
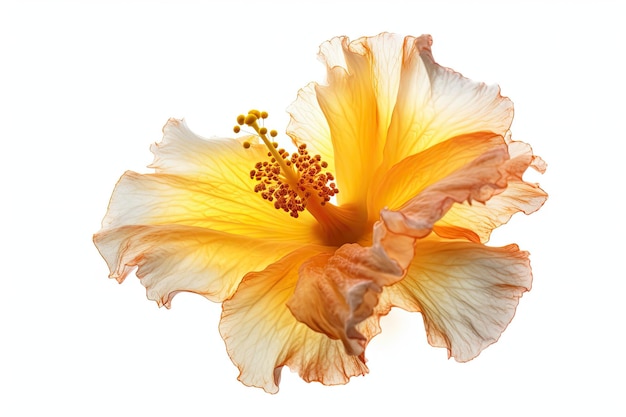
[219,246,370,394]
[290,33,416,207]
[436,139,547,242]
[313,37,384,205]
[379,139,540,240]
[287,234,411,356]
[93,225,301,305]
[369,132,505,218]
[382,240,532,361]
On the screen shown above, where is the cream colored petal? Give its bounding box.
[150,118,260,183]
[382,240,532,362]
[286,82,335,174]
[382,38,513,171]
[93,225,301,305]
[219,246,370,394]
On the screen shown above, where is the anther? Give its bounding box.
[245,113,258,125]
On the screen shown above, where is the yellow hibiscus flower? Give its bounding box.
[94,33,547,393]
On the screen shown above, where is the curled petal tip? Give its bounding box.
[416,34,433,52]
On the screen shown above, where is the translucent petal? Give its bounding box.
[382,41,513,170]
[150,118,262,183]
[94,225,301,305]
[100,170,318,242]
[287,83,335,174]
[219,246,370,394]
[313,38,384,205]
[382,240,532,361]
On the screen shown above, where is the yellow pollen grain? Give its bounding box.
[244,114,258,125]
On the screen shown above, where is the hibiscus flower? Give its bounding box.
[94,33,547,394]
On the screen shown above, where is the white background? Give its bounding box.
[1,0,624,415]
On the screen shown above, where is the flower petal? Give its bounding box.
[287,82,335,174]
[380,144,523,238]
[369,131,506,220]
[381,38,513,170]
[93,225,301,305]
[99,119,320,243]
[289,33,414,206]
[312,36,385,205]
[435,139,548,242]
[100,171,315,242]
[436,180,548,243]
[219,246,370,394]
[382,240,532,362]
[150,118,260,182]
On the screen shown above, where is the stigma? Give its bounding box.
[235,110,339,218]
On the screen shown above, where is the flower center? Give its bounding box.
[234,110,366,246]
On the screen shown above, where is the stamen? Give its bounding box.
[234,110,339,218]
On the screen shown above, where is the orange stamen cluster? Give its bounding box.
[250,143,339,218]
[234,110,339,218]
